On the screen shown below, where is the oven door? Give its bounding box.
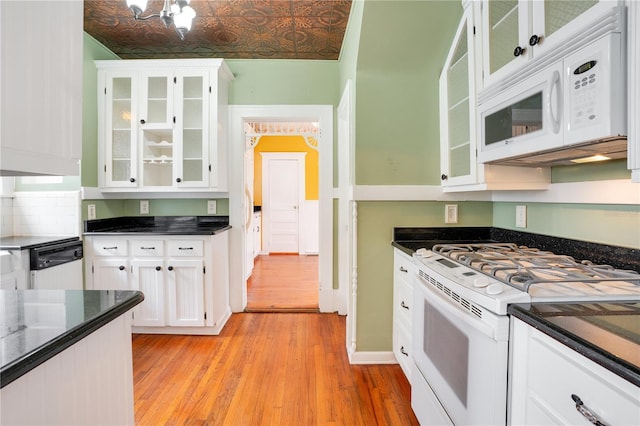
[412,270,509,425]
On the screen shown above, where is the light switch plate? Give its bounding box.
[207,200,217,214]
[87,204,96,220]
[516,205,527,228]
[445,204,458,224]
[140,200,150,215]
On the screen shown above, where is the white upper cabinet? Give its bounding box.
[0,1,82,176]
[439,2,550,191]
[481,0,619,89]
[96,59,233,192]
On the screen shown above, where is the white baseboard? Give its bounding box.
[348,350,398,365]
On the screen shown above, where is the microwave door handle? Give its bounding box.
[547,70,562,133]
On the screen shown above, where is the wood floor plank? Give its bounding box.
[132,313,418,425]
[246,254,319,312]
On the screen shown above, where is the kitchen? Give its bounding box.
[2,0,639,425]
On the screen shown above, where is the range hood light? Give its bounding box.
[570,155,612,164]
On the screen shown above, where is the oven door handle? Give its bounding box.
[416,275,502,341]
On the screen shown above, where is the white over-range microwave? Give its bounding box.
[478,32,627,167]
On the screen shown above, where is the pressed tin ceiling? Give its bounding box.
[83,0,352,60]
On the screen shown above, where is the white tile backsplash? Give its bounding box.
[11,192,80,236]
[1,197,14,236]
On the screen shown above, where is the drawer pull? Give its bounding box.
[103,246,118,250]
[571,394,607,426]
[400,346,409,357]
[141,246,156,250]
[399,266,408,273]
[401,301,410,310]
[178,247,194,250]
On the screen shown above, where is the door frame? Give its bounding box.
[261,152,306,254]
[228,105,333,313]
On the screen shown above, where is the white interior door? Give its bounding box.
[262,152,306,254]
[244,147,254,278]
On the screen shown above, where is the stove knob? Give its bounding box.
[473,277,490,288]
[486,283,504,295]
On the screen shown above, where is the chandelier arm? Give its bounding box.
[133,13,162,21]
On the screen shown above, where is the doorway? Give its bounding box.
[228,106,334,313]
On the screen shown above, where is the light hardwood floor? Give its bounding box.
[132,313,418,425]
[246,254,319,312]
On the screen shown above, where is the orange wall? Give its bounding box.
[253,135,319,205]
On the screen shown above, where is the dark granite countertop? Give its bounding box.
[509,302,640,387]
[0,236,79,251]
[0,289,143,388]
[392,227,639,273]
[84,216,231,235]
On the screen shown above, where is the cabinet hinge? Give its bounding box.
[209,86,212,93]
[203,266,206,274]
[92,265,94,274]
[473,25,476,35]
[208,164,212,172]
[104,87,107,95]
[173,76,177,84]
[173,116,176,124]
[204,312,207,320]
[104,165,107,173]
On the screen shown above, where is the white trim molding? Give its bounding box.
[348,351,398,365]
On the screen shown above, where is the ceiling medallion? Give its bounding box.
[125,0,196,40]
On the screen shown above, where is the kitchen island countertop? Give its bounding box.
[1,289,143,388]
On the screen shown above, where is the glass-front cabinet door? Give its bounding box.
[105,73,138,187]
[482,0,613,89]
[440,6,477,187]
[140,72,175,188]
[174,70,210,188]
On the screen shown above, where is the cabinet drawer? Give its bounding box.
[395,277,413,327]
[132,240,164,257]
[92,240,128,257]
[511,319,640,425]
[167,240,204,256]
[394,324,413,383]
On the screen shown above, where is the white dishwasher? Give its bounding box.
[30,240,84,290]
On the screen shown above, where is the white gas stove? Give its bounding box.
[414,243,640,315]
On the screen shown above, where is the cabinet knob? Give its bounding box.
[176,178,182,183]
[513,45,526,57]
[441,174,448,181]
[168,266,174,271]
[140,119,146,124]
[130,177,136,183]
[529,34,542,46]
[119,265,125,271]
[155,266,162,271]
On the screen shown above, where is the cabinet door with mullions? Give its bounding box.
[104,72,138,187]
[173,69,211,188]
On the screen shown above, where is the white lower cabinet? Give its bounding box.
[85,233,230,335]
[509,317,640,425]
[392,248,415,382]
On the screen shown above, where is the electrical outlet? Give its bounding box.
[140,200,150,215]
[445,204,458,224]
[87,204,96,220]
[207,200,217,214]
[516,205,527,228]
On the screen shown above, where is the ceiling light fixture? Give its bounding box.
[125,0,196,40]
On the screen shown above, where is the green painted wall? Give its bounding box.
[355,201,493,351]
[493,202,640,249]
[354,1,462,185]
[225,59,339,105]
